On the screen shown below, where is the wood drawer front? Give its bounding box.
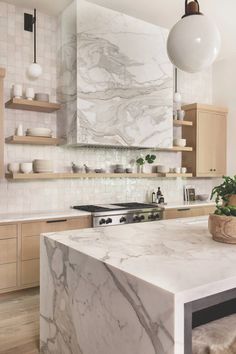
[0,263,17,290]
[0,224,17,240]
[22,236,39,261]
[21,260,39,285]
[22,216,91,237]
[0,238,17,265]
[164,206,215,220]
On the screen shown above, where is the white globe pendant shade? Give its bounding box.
[28,62,43,79]
[167,15,221,73]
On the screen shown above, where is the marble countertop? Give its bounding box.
[44,216,236,302]
[0,209,91,223]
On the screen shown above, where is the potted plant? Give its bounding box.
[209,175,236,244]
[136,154,156,173]
[211,175,236,208]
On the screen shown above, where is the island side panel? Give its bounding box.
[40,236,175,354]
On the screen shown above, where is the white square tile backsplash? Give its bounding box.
[0,1,218,213]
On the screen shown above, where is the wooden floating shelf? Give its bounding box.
[5,98,61,113]
[156,146,193,152]
[173,120,193,127]
[5,135,64,146]
[5,172,193,180]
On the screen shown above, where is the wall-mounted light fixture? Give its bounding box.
[24,9,43,79]
[167,0,221,73]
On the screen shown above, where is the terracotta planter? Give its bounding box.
[228,194,236,206]
[209,214,236,244]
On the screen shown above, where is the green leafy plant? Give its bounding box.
[211,175,236,216]
[136,154,156,166]
[145,154,156,164]
[136,157,145,166]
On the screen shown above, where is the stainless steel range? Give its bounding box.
[73,202,163,227]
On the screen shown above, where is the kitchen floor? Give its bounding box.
[0,288,39,354]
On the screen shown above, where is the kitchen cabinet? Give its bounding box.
[0,68,5,178]
[20,216,91,287]
[182,104,227,177]
[0,223,18,291]
[163,205,215,220]
[0,215,92,294]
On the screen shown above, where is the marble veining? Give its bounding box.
[75,1,173,147]
[40,217,236,354]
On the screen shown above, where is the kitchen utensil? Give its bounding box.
[72,163,84,173]
[114,168,125,173]
[20,162,33,174]
[174,167,181,174]
[173,138,186,147]
[35,93,49,102]
[197,194,209,201]
[157,165,170,173]
[13,84,23,99]
[95,169,106,173]
[84,164,93,173]
[25,88,35,100]
[7,163,20,173]
[181,167,187,174]
[26,128,52,138]
[177,110,185,120]
[16,124,23,136]
[33,160,53,173]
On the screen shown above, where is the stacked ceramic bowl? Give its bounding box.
[33,160,53,173]
[26,127,52,138]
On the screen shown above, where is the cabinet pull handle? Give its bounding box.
[46,219,68,224]
[210,169,213,171]
[177,208,191,211]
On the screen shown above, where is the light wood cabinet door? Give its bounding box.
[21,215,92,287]
[197,111,226,177]
[182,104,227,178]
[163,206,215,220]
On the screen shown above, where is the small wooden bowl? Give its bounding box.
[209,214,236,244]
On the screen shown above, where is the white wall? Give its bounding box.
[213,56,236,176]
[0,0,219,213]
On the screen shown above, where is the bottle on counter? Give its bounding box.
[152,190,156,203]
[157,187,165,204]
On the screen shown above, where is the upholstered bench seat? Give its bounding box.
[192,314,236,354]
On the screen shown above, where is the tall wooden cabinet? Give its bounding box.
[182,104,227,177]
[0,68,6,178]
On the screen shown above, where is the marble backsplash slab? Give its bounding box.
[76,1,173,148]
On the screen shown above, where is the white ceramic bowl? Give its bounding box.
[7,162,20,173]
[174,167,181,174]
[33,160,53,173]
[157,165,170,173]
[198,194,209,201]
[26,128,52,137]
[35,93,49,102]
[20,162,33,174]
[173,138,186,147]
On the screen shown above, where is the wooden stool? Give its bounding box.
[192,314,236,354]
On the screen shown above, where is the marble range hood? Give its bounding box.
[57,0,173,149]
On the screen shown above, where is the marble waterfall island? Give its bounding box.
[40,217,236,354]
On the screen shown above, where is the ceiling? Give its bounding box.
[4,0,236,59]
[3,0,72,16]
[87,0,236,60]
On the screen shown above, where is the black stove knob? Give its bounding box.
[99,218,106,225]
[133,215,141,222]
[120,216,127,223]
[140,215,145,221]
[106,218,112,224]
[153,213,160,220]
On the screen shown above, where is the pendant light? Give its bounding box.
[25,9,43,79]
[167,0,221,73]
